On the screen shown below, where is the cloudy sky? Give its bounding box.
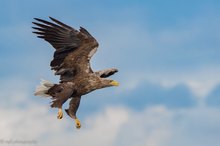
[1,0,220,146]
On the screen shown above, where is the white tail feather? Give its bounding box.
[34,79,54,97]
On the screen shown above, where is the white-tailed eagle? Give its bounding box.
[33,17,119,129]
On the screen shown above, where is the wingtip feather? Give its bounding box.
[34,18,42,21]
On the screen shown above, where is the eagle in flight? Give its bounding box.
[32,17,119,129]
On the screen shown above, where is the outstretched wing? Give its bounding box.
[95,68,118,78]
[32,17,99,81]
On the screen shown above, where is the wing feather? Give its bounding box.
[32,17,99,82]
[49,16,73,30]
[95,68,118,78]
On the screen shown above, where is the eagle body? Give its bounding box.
[33,17,119,129]
[47,74,113,108]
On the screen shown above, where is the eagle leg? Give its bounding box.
[65,96,81,129]
[49,86,74,120]
[57,108,63,119]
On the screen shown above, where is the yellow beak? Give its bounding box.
[110,80,119,86]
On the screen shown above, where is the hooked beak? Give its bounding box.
[110,80,119,86]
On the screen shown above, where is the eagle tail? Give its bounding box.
[34,79,54,97]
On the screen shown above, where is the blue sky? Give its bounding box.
[1,0,220,146]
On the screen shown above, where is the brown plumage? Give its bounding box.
[33,17,119,129]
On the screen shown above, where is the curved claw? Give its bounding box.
[75,118,81,129]
[57,108,63,119]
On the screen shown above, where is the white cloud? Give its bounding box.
[111,106,220,146]
[118,66,220,100]
[114,106,173,146]
[66,106,129,146]
[1,100,220,146]
[158,67,220,98]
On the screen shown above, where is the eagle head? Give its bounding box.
[99,79,119,88]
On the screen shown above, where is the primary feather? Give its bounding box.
[33,17,98,81]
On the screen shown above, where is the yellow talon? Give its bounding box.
[57,108,63,119]
[75,118,81,129]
